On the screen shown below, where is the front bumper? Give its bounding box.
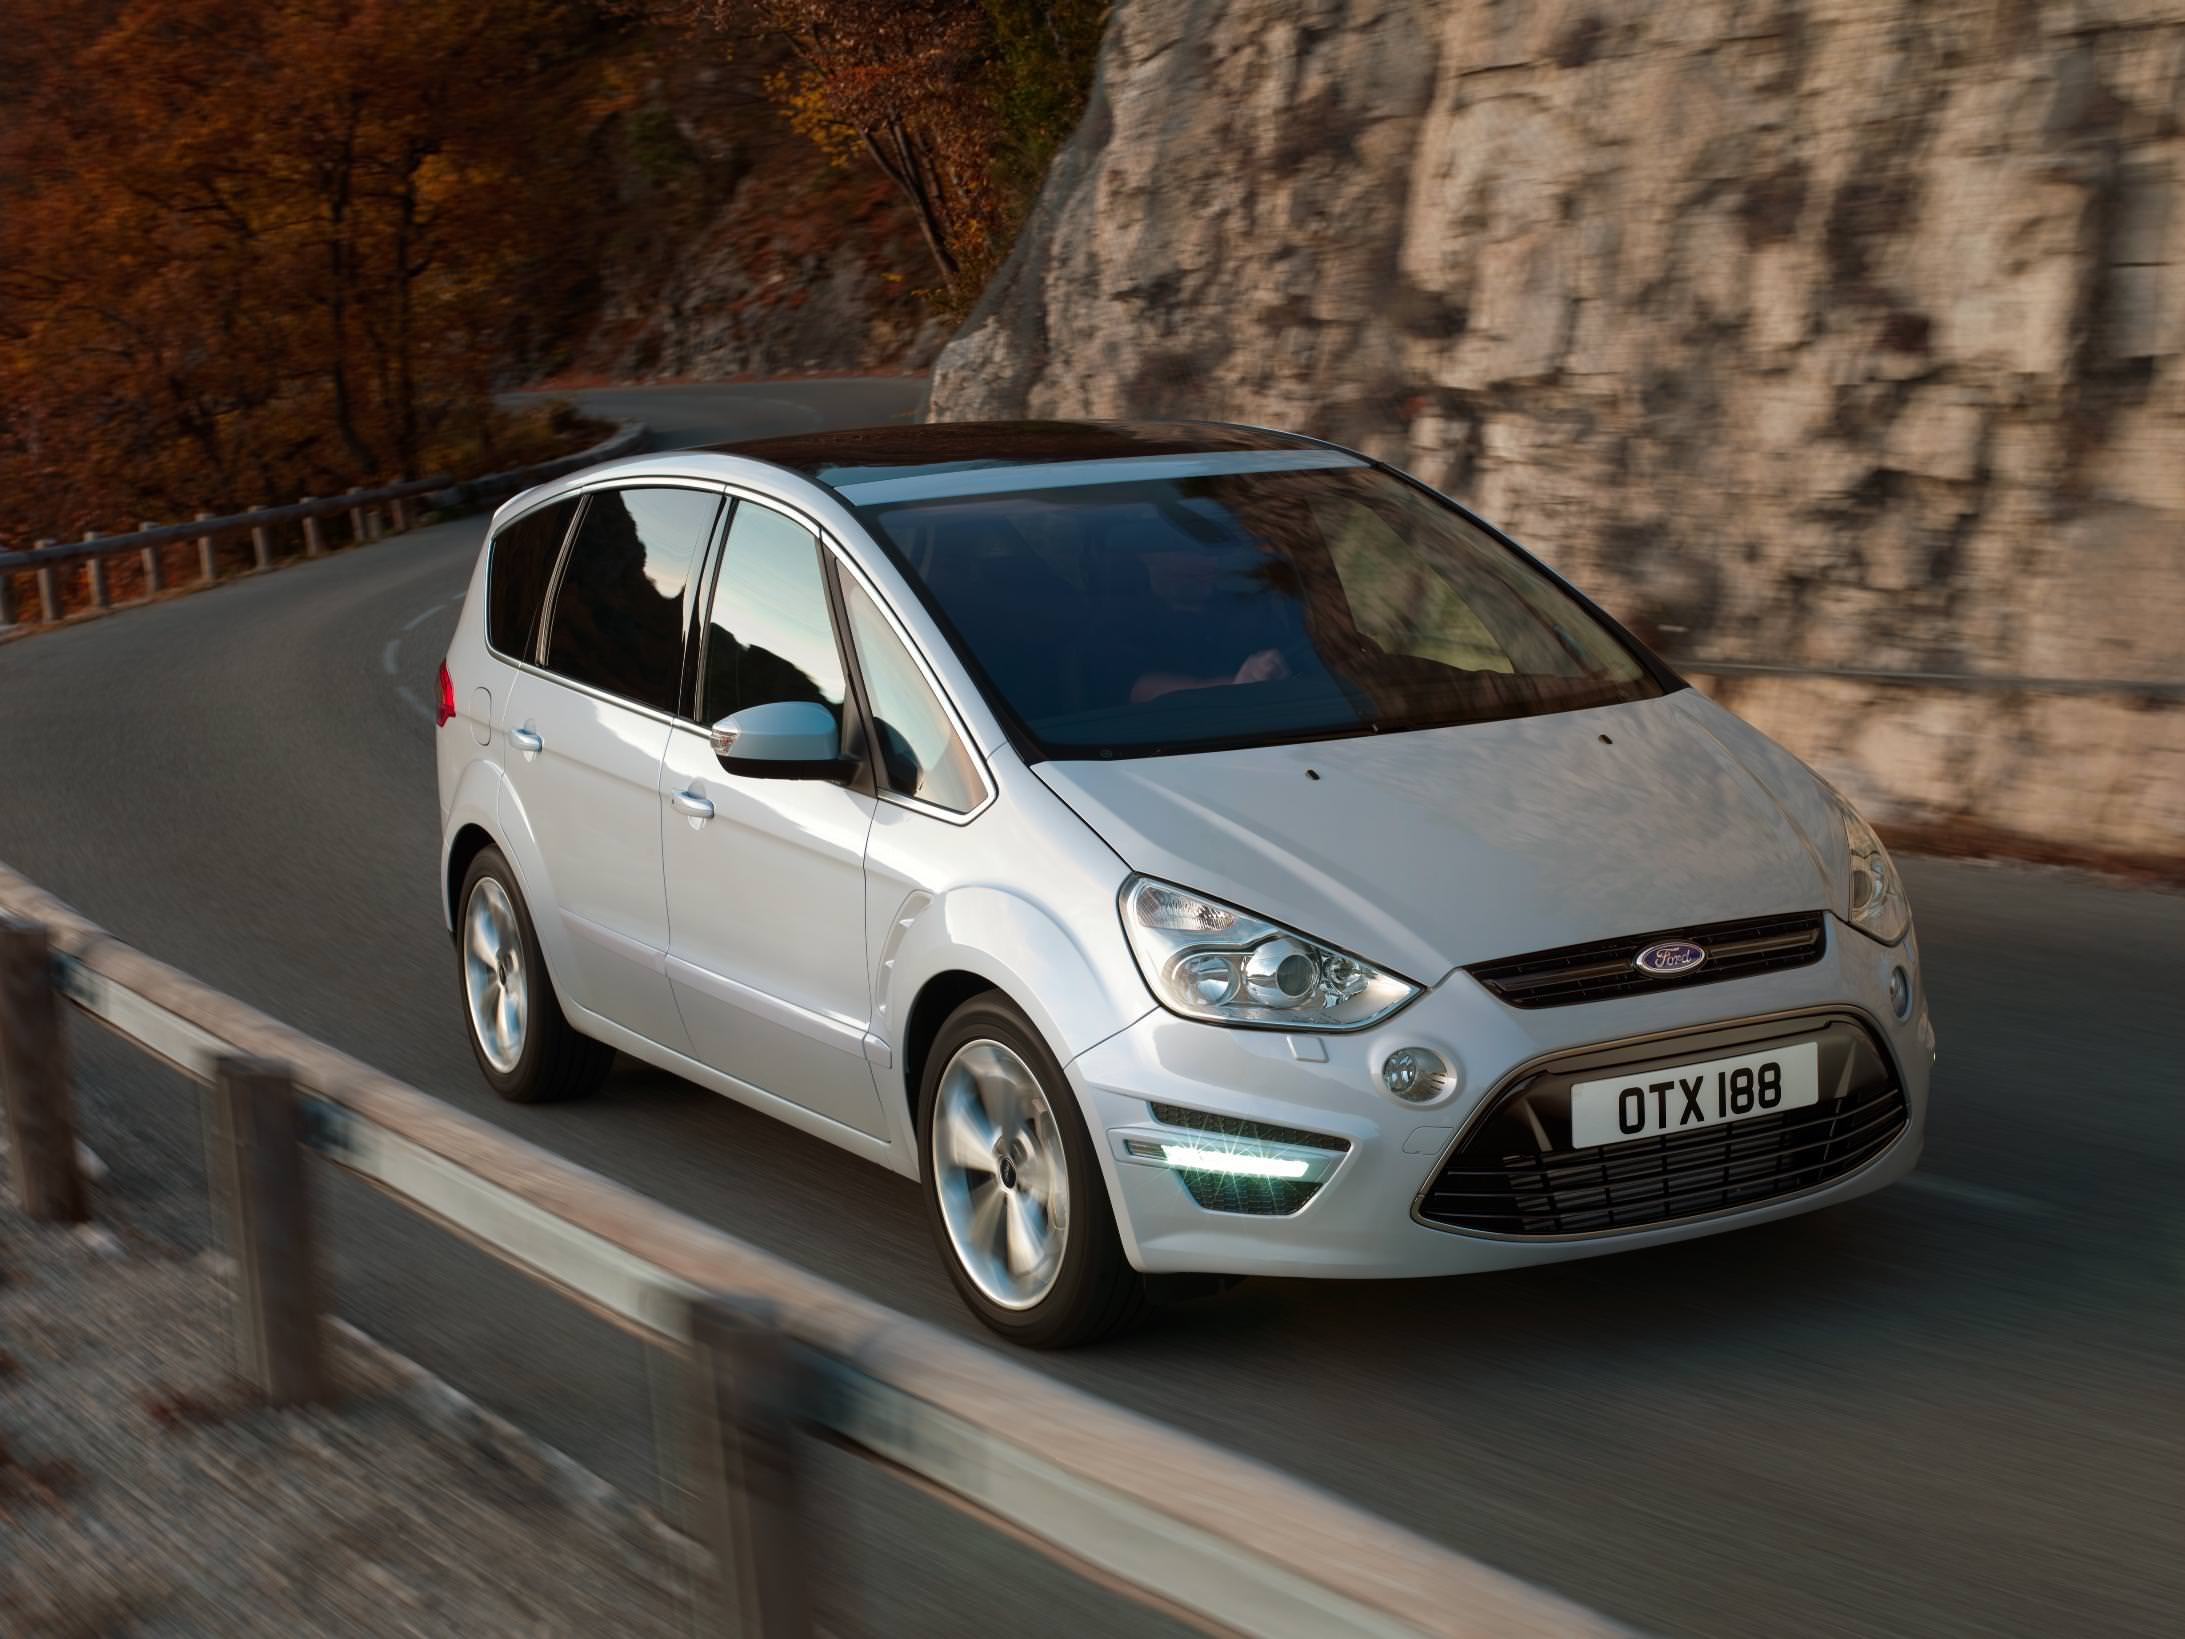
[1068,916,1932,1278]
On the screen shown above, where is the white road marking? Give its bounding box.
[1902,1173,2057,1218]
[386,600,457,719]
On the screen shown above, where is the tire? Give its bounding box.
[454,846,613,1104]
[917,993,1148,1348]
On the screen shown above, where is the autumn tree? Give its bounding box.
[688,1,1107,299]
[0,0,626,544]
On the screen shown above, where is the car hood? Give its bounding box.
[1034,690,1839,980]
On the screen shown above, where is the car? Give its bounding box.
[433,420,1934,1347]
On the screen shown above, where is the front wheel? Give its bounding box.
[918,995,1147,1348]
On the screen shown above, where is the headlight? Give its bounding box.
[1838,800,1911,945]
[1118,875,1419,1030]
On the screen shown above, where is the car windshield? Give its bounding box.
[855,463,1661,758]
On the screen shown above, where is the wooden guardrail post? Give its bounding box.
[346,487,366,545]
[389,494,410,533]
[0,566,16,627]
[207,1056,329,1405]
[299,498,323,557]
[139,521,163,595]
[688,1297,813,1638]
[195,512,217,584]
[32,540,59,622]
[82,530,107,609]
[0,918,88,1223]
[250,522,273,571]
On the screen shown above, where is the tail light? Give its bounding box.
[435,659,456,728]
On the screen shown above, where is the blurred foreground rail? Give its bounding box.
[0,862,1620,1639]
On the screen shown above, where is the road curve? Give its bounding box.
[2,380,2178,1638]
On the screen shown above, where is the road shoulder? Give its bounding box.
[0,1200,691,1636]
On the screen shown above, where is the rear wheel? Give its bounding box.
[455,847,613,1103]
[918,994,1147,1347]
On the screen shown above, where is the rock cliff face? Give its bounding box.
[933,0,2185,859]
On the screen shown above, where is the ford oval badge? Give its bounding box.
[1634,940,1707,976]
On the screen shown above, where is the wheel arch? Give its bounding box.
[445,822,498,931]
[879,881,1155,1182]
[899,968,1004,1132]
[438,766,580,1019]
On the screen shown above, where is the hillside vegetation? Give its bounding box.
[0,0,1106,548]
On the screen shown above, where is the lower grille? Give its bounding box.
[1417,1014,1907,1237]
[1177,1172,1324,1215]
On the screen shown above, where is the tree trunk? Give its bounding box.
[322,119,379,476]
[863,118,959,287]
[392,169,421,480]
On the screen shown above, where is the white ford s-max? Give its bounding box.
[434,421,1933,1346]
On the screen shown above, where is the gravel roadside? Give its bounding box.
[0,1199,690,1637]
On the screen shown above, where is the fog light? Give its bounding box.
[1888,965,1913,1020]
[1382,1046,1450,1102]
[1118,1122,1343,1187]
[1157,1144,1309,1180]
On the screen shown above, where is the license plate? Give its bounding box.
[1569,1041,1819,1150]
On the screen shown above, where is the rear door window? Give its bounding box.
[485,496,579,658]
[543,486,722,713]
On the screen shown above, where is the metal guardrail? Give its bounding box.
[1673,656,2185,699]
[0,419,647,629]
[0,860,1621,1638]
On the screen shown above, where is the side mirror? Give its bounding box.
[709,700,856,782]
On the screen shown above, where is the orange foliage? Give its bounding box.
[692,1,1004,297]
[0,0,623,545]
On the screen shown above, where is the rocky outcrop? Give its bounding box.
[934,0,2185,860]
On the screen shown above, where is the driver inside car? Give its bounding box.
[1126,542,1307,703]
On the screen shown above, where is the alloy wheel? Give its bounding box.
[931,1038,1071,1310]
[462,876,527,1074]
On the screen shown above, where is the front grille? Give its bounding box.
[1417,1014,1907,1237]
[1466,911,1826,1008]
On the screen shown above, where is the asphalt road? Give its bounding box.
[3,380,2179,1637]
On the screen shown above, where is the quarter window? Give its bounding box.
[700,500,848,733]
[485,496,578,658]
[844,580,984,813]
[544,486,721,712]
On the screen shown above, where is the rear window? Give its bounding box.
[543,486,721,713]
[485,497,578,657]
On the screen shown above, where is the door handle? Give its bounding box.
[672,789,715,821]
[511,726,542,754]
